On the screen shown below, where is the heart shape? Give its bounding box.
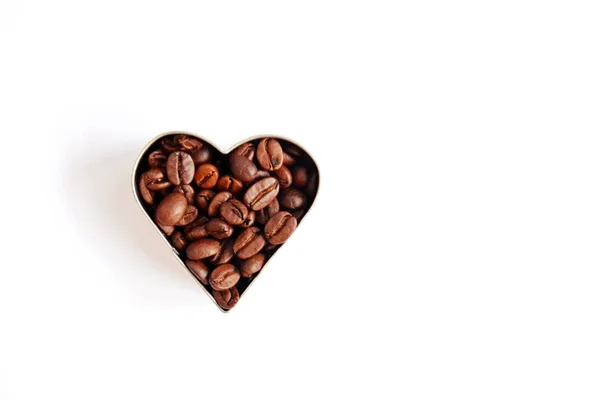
[132,132,319,312]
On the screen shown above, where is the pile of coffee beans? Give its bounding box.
[136,134,318,310]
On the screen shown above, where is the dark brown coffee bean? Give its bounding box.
[255,199,279,225]
[220,198,249,226]
[233,142,256,160]
[157,222,175,236]
[244,177,280,211]
[175,205,198,226]
[166,151,195,185]
[234,227,266,259]
[186,259,209,285]
[148,149,167,169]
[209,238,235,265]
[230,154,261,183]
[195,189,215,212]
[264,211,297,245]
[217,175,243,195]
[278,188,307,210]
[240,210,255,228]
[144,168,171,191]
[155,192,188,226]
[240,253,266,278]
[291,165,309,188]
[282,151,296,166]
[282,142,304,158]
[290,208,306,221]
[273,165,292,188]
[173,184,195,204]
[138,174,155,204]
[171,231,187,251]
[191,146,211,165]
[174,134,202,151]
[208,192,232,217]
[194,163,219,189]
[209,264,240,290]
[161,137,179,152]
[204,218,233,239]
[213,286,239,310]
[186,238,221,260]
[306,171,319,198]
[257,138,283,171]
[264,243,279,253]
[184,216,210,241]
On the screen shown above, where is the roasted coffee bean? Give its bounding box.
[291,166,309,188]
[282,142,304,158]
[290,208,306,221]
[204,218,233,239]
[158,222,175,236]
[306,172,318,198]
[273,165,293,188]
[240,253,266,278]
[234,227,266,259]
[217,175,243,195]
[148,149,167,169]
[171,231,187,251]
[144,168,171,191]
[220,198,249,226]
[166,151,195,185]
[192,146,211,165]
[264,211,297,245]
[209,264,240,290]
[195,189,215,212]
[213,286,239,310]
[175,205,198,226]
[138,174,155,204]
[240,210,255,228]
[244,177,280,211]
[233,142,256,160]
[161,137,179,152]
[186,238,221,260]
[174,134,202,151]
[230,154,261,183]
[184,216,210,241]
[282,151,296,166]
[173,184,195,204]
[210,238,235,265]
[257,138,283,171]
[264,243,279,253]
[155,192,188,226]
[194,164,219,189]
[279,188,307,210]
[255,199,279,225]
[208,191,233,217]
[186,259,209,285]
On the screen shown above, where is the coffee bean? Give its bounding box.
[171,231,187,251]
[290,208,306,221]
[282,151,296,166]
[173,184,195,204]
[234,227,266,259]
[138,174,155,204]
[192,146,211,165]
[273,165,293,188]
[148,149,167,169]
[233,142,256,160]
[209,238,235,265]
[184,216,210,241]
[155,192,188,226]
[157,222,175,236]
[220,198,249,226]
[217,175,243,195]
[306,171,319,198]
[264,243,279,253]
[244,177,280,211]
[264,211,297,245]
[279,188,307,210]
[161,137,179,152]
[240,253,266,278]
[257,138,283,171]
[186,259,210,285]
[204,218,233,239]
[186,238,221,260]
[291,166,309,188]
[230,154,261,183]
[194,164,219,189]
[282,142,304,158]
[144,168,171,191]
[174,134,202,151]
[213,286,239,310]
[209,264,240,290]
[240,210,255,228]
[166,151,195,185]
[175,205,198,226]
[208,191,233,217]
[255,199,279,225]
[195,189,215,212]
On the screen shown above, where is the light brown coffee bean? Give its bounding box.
[173,184,195,204]
[240,253,266,278]
[264,211,297,245]
[217,175,243,195]
[233,227,266,259]
[208,192,233,217]
[186,238,221,260]
[155,192,188,226]
[167,151,195,185]
[183,216,210,241]
[157,222,175,236]
[171,231,187,252]
[233,142,256,160]
[209,238,235,265]
[255,199,279,225]
[213,286,239,310]
[209,264,240,290]
[204,218,233,239]
[138,174,155,205]
[148,149,167,169]
[243,177,280,211]
[230,154,261,183]
[220,198,249,226]
[194,163,219,189]
[240,210,255,228]
[273,165,293,188]
[195,189,215,212]
[278,188,307,210]
[185,259,209,285]
[144,168,171,191]
[175,205,198,226]
[174,134,202,151]
[257,138,284,171]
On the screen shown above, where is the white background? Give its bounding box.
[1,1,599,399]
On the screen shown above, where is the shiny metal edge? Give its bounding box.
[131,131,320,313]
